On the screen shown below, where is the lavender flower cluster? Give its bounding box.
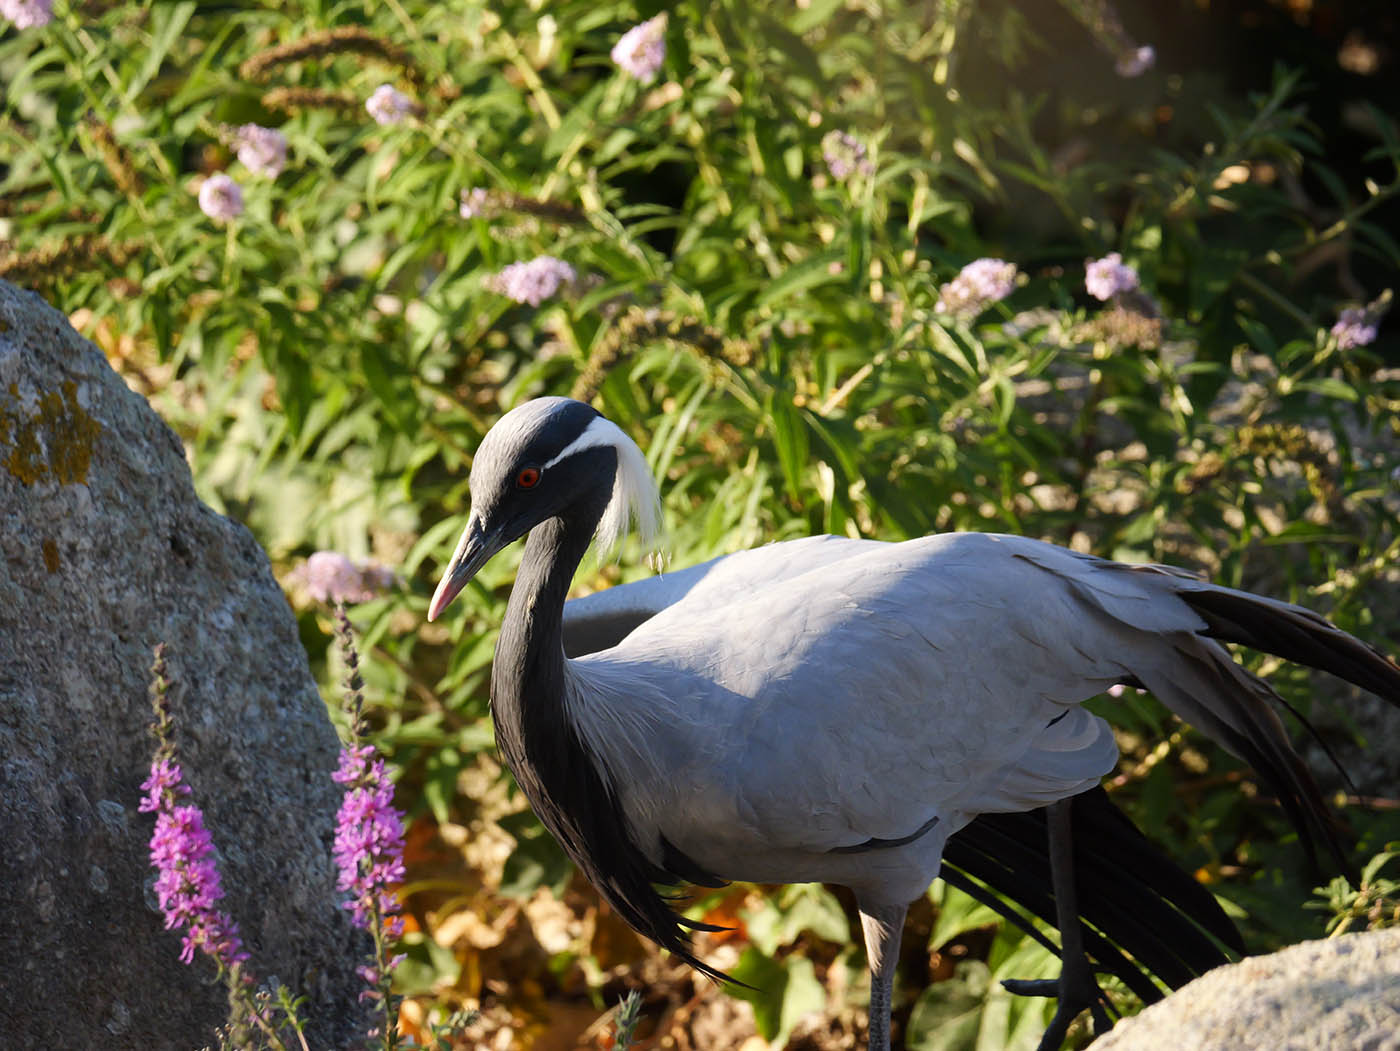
[289,550,396,605]
[193,124,287,224]
[611,14,667,84]
[366,83,416,125]
[0,0,50,29]
[935,258,1018,317]
[233,123,288,179]
[198,174,244,224]
[1085,252,1140,301]
[488,255,577,306]
[1331,306,1380,350]
[822,130,874,181]
[459,187,491,219]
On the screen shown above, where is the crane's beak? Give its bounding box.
[427,513,497,621]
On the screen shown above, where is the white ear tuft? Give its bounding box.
[593,418,661,559]
[545,415,662,559]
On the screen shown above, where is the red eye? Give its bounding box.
[516,466,541,489]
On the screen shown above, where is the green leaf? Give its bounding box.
[930,882,1004,949]
[755,249,847,309]
[498,811,572,899]
[1290,377,1358,402]
[768,393,810,501]
[727,949,827,1046]
[126,2,196,106]
[745,883,850,955]
[788,0,846,36]
[756,12,826,87]
[904,961,991,1051]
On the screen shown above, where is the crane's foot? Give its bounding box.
[1002,966,1113,1051]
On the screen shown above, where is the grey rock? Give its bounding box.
[0,280,367,1049]
[1091,928,1400,1050]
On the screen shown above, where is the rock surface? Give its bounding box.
[0,280,366,1049]
[1091,928,1400,1050]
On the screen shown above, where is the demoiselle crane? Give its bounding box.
[427,396,1400,1051]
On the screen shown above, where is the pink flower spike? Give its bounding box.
[332,743,407,932]
[146,789,247,971]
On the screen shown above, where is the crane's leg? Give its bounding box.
[859,902,907,1051]
[1002,796,1113,1050]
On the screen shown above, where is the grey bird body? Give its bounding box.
[566,533,1125,906]
[429,397,1400,1051]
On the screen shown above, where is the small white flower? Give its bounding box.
[537,14,558,56]
[197,174,244,223]
[459,188,491,220]
[1116,45,1156,78]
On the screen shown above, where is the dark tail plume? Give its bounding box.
[943,788,1243,1005]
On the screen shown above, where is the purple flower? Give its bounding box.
[198,174,243,223]
[234,124,288,179]
[288,551,396,605]
[822,130,874,181]
[935,258,1018,317]
[144,768,249,970]
[1116,45,1156,78]
[366,84,415,126]
[138,758,186,813]
[332,745,407,933]
[611,13,667,84]
[487,255,577,306]
[1085,252,1140,301]
[459,187,490,219]
[0,0,51,29]
[1331,306,1379,350]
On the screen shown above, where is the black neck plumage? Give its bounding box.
[489,479,728,980]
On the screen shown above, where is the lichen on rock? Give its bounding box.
[2,378,103,485]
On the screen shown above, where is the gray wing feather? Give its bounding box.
[564,536,880,656]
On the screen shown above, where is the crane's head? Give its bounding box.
[427,397,661,621]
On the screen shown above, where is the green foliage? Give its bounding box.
[5,0,1399,1046]
[612,989,644,1051]
[728,946,829,1047]
[1310,845,1400,936]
